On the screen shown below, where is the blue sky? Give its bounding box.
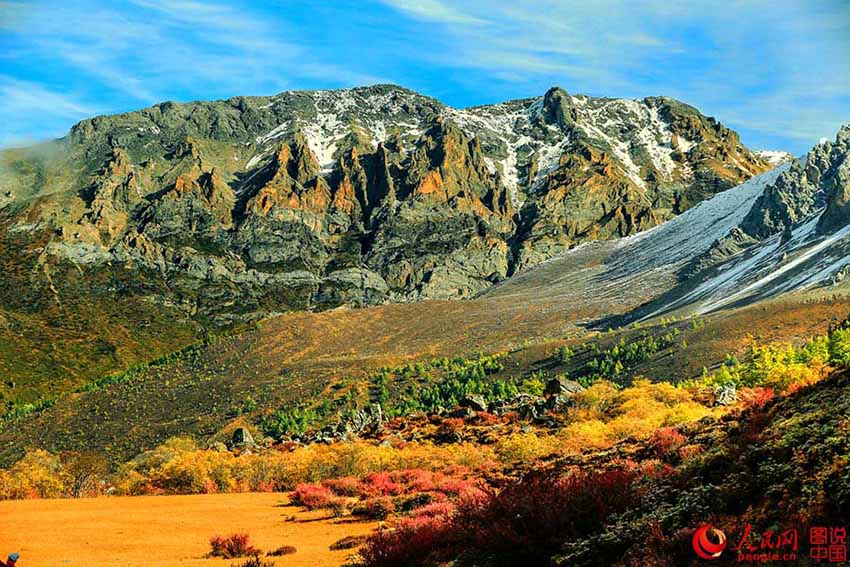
[1,0,849,153]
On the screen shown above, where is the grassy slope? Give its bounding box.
[0,215,202,416]
[0,492,378,567]
[2,284,849,465]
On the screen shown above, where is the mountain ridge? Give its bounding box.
[0,83,770,324]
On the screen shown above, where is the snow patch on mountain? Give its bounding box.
[756,150,795,166]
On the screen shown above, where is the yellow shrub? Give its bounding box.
[662,401,714,426]
[557,419,612,453]
[495,433,560,463]
[608,414,665,441]
[615,397,668,420]
[0,449,64,499]
[572,381,619,417]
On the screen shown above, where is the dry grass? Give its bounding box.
[0,492,377,567]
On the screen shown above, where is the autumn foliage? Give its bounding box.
[208,533,260,558]
[360,464,647,567]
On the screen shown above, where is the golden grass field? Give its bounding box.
[0,493,378,567]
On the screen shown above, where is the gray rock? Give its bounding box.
[208,441,229,452]
[449,406,476,419]
[544,376,584,397]
[545,394,574,412]
[337,403,385,437]
[460,394,488,412]
[714,383,738,406]
[231,426,256,448]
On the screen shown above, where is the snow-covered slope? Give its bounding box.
[607,163,790,277]
[756,150,795,166]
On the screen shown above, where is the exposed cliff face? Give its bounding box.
[815,126,850,234]
[0,84,771,321]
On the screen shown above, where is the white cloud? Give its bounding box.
[379,0,850,151]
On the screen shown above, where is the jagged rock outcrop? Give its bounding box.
[1,84,772,321]
[815,126,850,233]
[687,127,850,277]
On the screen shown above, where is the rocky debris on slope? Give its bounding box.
[277,384,590,447]
[3,84,770,321]
[713,383,738,406]
[460,394,489,412]
[297,403,386,444]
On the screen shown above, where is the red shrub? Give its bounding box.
[363,472,402,496]
[678,444,704,461]
[438,418,465,435]
[435,476,477,497]
[472,411,500,425]
[322,476,363,496]
[651,427,686,459]
[738,386,776,409]
[291,483,334,509]
[450,468,642,565]
[361,466,643,567]
[410,501,456,519]
[389,469,436,492]
[360,516,456,567]
[209,533,260,558]
[738,387,776,444]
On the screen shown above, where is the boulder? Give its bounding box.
[337,403,385,437]
[208,441,229,453]
[544,376,584,397]
[460,394,488,412]
[231,426,256,449]
[449,406,476,419]
[545,394,574,412]
[714,383,738,406]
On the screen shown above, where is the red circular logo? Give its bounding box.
[692,525,727,560]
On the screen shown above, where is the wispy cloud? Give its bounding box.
[0,0,384,146]
[379,0,487,25]
[0,76,95,116]
[0,1,25,30]
[0,76,97,146]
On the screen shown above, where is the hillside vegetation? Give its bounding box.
[1,289,849,464]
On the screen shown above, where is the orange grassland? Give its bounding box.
[0,492,378,567]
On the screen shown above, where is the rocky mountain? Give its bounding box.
[483,125,850,323]
[0,84,770,322]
